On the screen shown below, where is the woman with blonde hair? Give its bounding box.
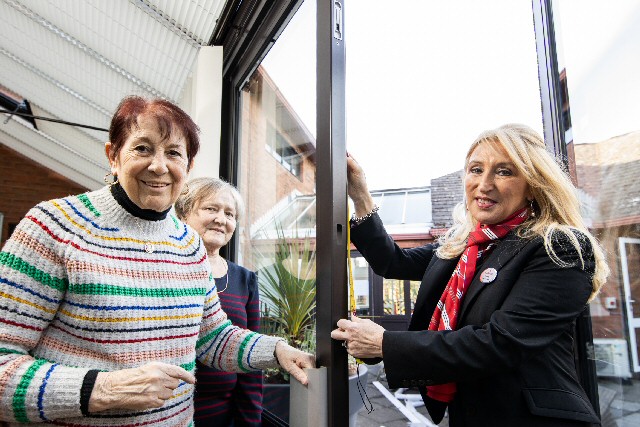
[332,123,608,426]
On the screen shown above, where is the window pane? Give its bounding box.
[378,192,405,224]
[554,0,640,416]
[345,4,542,423]
[236,1,315,422]
[352,256,370,317]
[622,243,640,319]
[383,278,405,315]
[404,190,431,224]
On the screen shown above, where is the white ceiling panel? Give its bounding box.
[0,52,111,141]
[15,0,199,100]
[145,0,227,45]
[0,0,228,188]
[3,1,172,102]
[29,104,107,161]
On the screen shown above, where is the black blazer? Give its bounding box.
[351,214,600,427]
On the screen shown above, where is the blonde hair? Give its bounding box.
[174,177,245,222]
[436,123,608,301]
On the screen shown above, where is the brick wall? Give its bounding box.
[236,68,317,270]
[593,225,640,341]
[238,69,316,227]
[0,143,87,247]
[574,133,640,341]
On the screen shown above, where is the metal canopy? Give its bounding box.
[0,0,227,189]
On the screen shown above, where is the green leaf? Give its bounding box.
[257,222,316,351]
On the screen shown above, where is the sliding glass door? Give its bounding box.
[541,1,640,424]
[219,0,349,424]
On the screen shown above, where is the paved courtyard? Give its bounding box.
[355,364,445,427]
[356,365,640,427]
[599,378,640,427]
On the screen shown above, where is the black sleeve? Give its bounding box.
[350,213,436,281]
[382,235,594,387]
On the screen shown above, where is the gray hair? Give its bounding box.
[175,177,245,222]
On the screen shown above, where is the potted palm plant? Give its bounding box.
[257,226,316,422]
[257,226,370,425]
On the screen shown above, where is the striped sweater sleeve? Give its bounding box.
[231,271,263,426]
[195,269,282,373]
[0,204,91,423]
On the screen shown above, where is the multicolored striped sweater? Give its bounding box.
[193,261,263,426]
[0,186,282,426]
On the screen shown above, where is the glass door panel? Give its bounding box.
[553,0,640,421]
[343,0,541,339]
[235,1,316,422]
[343,3,542,424]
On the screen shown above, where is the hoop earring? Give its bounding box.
[104,173,118,186]
[529,199,536,218]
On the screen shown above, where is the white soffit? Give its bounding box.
[0,0,227,189]
[0,121,107,190]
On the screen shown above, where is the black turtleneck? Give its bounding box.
[110,183,171,221]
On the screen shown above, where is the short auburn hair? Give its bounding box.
[108,96,200,165]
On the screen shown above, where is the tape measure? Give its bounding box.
[347,206,357,317]
[347,205,364,365]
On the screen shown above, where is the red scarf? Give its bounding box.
[426,207,528,403]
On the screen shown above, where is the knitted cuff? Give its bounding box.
[251,336,287,370]
[273,339,285,367]
[80,370,100,416]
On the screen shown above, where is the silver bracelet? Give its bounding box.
[351,205,379,226]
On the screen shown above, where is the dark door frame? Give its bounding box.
[215,1,350,425]
[531,0,600,422]
[316,0,350,424]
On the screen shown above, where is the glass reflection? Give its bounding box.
[554,1,640,423]
[235,1,316,422]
